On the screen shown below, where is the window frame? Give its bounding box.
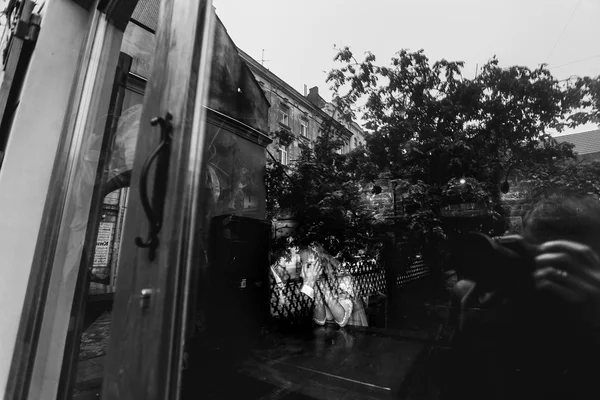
[3,0,217,398]
[279,107,289,127]
[279,146,288,165]
[103,1,218,397]
[3,6,129,399]
[300,119,308,138]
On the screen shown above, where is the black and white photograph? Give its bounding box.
[0,0,599,399]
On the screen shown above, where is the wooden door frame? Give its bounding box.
[102,0,216,398]
[5,0,217,397]
[3,2,142,399]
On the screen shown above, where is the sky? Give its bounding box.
[213,0,600,135]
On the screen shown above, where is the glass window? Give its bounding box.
[70,59,146,399]
[279,109,289,126]
[300,120,308,137]
[279,147,288,165]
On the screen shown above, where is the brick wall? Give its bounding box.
[360,178,540,233]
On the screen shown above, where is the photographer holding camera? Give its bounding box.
[443,196,600,400]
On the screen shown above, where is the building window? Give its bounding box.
[300,120,308,137]
[279,147,288,165]
[279,108,289,127]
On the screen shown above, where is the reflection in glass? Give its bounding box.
[72,100,142,398]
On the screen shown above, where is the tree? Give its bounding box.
[519,158,600,203]
[265,120,378,264]
[326,47,599,276]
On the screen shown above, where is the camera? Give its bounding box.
[449,232,540,292]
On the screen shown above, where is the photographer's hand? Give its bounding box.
[534,240,600,330]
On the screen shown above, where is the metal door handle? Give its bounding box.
[135,112,173,260]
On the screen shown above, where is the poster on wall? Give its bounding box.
[93,222,114,272]
[506,216,524,234]
[110,188,130,289]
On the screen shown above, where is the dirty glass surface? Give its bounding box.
[70,47,146,400]
[71,110,143,399]
[177,1,600,400]
[72,1,600,399]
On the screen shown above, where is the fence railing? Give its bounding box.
[269,257,430,324]
[397,257,429,286]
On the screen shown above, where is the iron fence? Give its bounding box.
[269,257,429,324]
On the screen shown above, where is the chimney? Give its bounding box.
[307,86,321,107]
[304,84,307,96]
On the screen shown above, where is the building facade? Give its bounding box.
[238,49,366,167]
[310,87,366,151]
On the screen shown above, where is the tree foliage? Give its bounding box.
[325,47,599,266]
[266,47,600,275]
[265,122,377,263]
[520,159,600,203]
[327,48,593,184]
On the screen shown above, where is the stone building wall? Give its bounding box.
[238,51,362,168]
[250,75,323,164]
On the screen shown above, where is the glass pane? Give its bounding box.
[183,0,600,399]
[71,23,150,398]
[73,103,143,399]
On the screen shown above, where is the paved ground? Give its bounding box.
[73,311,110,399]
[181,323,441,400]
[73,279,455,399]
